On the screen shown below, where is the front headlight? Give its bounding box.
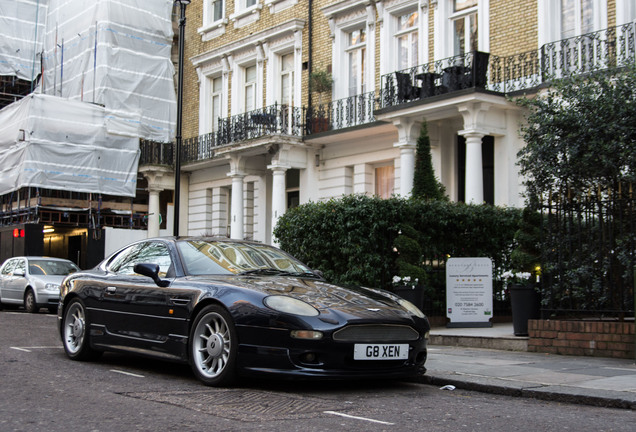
[397,298,425,319]
[264,296,319,317]
[45,283,60,292]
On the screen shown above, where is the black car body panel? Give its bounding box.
[58,237,430,381]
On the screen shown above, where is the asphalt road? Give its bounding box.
[0,309,635,432]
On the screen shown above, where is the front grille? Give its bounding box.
[332,324,419,342]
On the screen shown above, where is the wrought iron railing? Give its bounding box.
[539,184,635,317]
[216,103,303,146]
[304,91,379,134]
[380,23,636,109]
[380,50,492,107]
[182,132,215,164]
[139,139,173,166]
[541,23,636,79]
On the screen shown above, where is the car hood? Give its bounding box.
[30,275,68,285]
[189,275,415,322]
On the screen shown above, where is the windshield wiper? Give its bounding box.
[238,269,321,278]
[238,268,285,276]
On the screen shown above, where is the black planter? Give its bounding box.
[509,283,541,336]
[394,286,425,310]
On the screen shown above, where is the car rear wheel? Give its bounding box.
[189,304,237,386]
[24,288,38,313]
[62,299,101,361]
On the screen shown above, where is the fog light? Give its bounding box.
[291,330,323,340]
[300,352,318,363]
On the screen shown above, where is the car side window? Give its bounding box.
[109,242,172,277]
[13,259,26,275]
[1,259,16,275]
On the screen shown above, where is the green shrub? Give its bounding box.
[274,195,522,309]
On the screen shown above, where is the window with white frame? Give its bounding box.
[211,0,224,23]
[211,76,223,131]
[451,0,478,56]
[244,65,257,113]
[280,53,294,106]
[560,0,595,38]
[395,10,419,70]
[346,28,366,96]
[199,0,227,41]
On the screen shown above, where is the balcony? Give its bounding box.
[380,23,636,109]
[139,139,174,166]
[303,91,379,134]
[216,103,303,147]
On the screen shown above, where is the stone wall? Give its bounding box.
[528,320,635,359]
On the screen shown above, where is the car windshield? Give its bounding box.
[29,259,80,276]
[177,240,315,277]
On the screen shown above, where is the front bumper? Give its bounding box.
[235,325,428,380]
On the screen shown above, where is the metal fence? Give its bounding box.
[216,103,302,146]
[539,184,635,318]
[304,91,378,133]
[139,139,173,166]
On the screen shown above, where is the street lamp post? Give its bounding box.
[173,0,190,237]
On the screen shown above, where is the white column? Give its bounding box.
[147,187,161,238]
[392,118,421,198]
[230,173,245,239]
[463,132,485,204]
[269,165,288,245]
[400,145,416,197]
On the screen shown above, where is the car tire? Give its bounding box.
[61,298,102,361]
[24,288,38,313]
[189,304,238,386]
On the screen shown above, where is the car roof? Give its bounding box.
[8,256,76,262]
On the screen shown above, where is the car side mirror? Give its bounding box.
[312,269,324,278]
[134,263,170,287]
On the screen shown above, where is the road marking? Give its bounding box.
[110,369,145,378]
[10,346,61,352]
[324,411,394,425]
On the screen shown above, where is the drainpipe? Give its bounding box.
[307,0,313,109]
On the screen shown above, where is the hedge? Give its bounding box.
[273,195,521,303]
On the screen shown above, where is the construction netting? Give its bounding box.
[0,93,140,196]
[0,0,177,196]
[40,0,177,141]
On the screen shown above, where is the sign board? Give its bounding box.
[446,257,493,327]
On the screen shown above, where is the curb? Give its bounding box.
[412,373,636,410]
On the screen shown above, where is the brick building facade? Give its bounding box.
[140,0,633,245]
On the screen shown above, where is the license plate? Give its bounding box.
[353,344,409,360]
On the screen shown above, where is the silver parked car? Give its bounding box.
[0,256,80,313]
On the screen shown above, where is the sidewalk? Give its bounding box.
[417,323,636,410]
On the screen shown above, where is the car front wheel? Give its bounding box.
[189,304,237,386]
[24,288,38,313]
[62,298,101,361]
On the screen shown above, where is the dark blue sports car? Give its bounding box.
[58,237,430,386]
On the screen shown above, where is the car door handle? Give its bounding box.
[106,286,117,293]
[170,297,190,305]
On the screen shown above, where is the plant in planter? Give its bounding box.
[507,202,543,335]
[391,224,428,310]
[308,70,333,133]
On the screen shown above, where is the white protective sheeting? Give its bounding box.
[0,94,140,197]
[40,0,177,142]
[0,0,48,81]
